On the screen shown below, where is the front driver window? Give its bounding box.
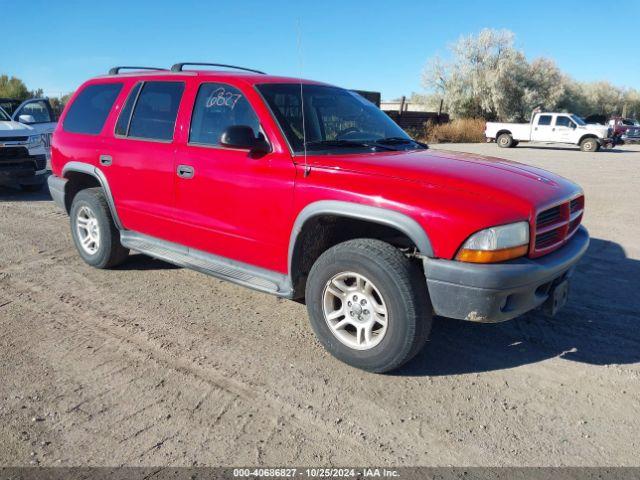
[555,116,573,127]
[18,100,52,123]
[189,83,260,146]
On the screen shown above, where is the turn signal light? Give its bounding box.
[455,244,529,263]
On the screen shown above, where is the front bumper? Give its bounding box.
[0,153,48,183]
[620,135,640,145]
[423,226,590,322]
[598,137,618,148]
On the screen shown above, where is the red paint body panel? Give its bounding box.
[51,71,584,275]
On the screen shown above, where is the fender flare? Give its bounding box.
[578,133,600,145]
[61,161,123,229]
[287,200,434,276]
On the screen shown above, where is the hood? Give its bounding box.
[0,120,34,135]
[581,124,608,135]
[308,148,581,210]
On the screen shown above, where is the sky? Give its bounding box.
[1,0,638,100]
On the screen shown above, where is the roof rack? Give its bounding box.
[170,62,266,75]
[108,66,167,75]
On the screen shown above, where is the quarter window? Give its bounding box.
[115,82,142,136]
[537,115,552,126]
[64,83,123,135]
[189,83,260,146]
[127,81,185,141]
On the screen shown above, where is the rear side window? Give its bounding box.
[189,83,260,146]
[64,83,123,135]
[537,115,552,126]
[127,81,184,141]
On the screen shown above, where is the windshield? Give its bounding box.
[0,107,10,122]
[571,115,586,126]
[257,83,422,153]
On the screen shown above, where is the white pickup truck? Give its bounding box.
[485,112,615,152]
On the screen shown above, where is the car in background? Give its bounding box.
[607,116,640,144]
[0,97,57,160]
[0,106,48,191]
[485,112,615,152]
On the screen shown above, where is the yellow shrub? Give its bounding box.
[415,118,486,144]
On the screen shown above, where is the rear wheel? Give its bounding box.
[580,137,599,152]
[305,239,432,373]
[497,133,515,148]
[70,188,129,268]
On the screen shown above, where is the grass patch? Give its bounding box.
[412,118,486,144]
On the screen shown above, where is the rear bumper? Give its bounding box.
[423,226,590,322]
[47,175,67,211]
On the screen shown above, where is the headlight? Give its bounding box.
[456,221,530,263]
[28,135,42,147]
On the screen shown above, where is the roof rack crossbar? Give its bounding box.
[170,62,266,75]
[108,66,168,75]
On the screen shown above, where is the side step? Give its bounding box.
[120,231,293,298]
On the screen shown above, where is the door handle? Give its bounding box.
[552,128,556,131]
[177,164,195,179]
[99,154,112,166]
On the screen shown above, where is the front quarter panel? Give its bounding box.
[290,164,533,260]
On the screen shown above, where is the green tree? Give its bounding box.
[0,75,31,101]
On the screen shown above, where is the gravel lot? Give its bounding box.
[1,143,639,467]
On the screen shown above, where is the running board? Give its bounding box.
[120,231,293,298]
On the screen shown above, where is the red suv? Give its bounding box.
[48,63,589,372]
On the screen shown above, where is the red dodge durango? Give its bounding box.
[48,63,589,372]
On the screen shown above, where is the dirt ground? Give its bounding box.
[1,143,639,467]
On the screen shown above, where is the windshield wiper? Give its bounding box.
[305,140,397,151]
[376,137,429,149]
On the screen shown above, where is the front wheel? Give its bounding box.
[497,133,515,148]
[70,187,129,269]
[305,239,432,373]
[580,138,600,152]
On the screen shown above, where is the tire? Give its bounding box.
[512,140,519,147]
[305,239,432,373]
[580,137,599,152]
[69,187,129,269]
[497,133,514,148]
[20,182,44,192]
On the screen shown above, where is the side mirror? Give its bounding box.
[18,114,36,124]
[220,125,270,155]
[221,125,256,149]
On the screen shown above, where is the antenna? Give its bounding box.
[296,19,310,177]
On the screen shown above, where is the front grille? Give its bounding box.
[32,154,46,170]
[535,229,561,249]
[0,136,28,142]
[536,206,562,228]
[0,147,29,161]
[570,196,584,213]
[533,195,584,256]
